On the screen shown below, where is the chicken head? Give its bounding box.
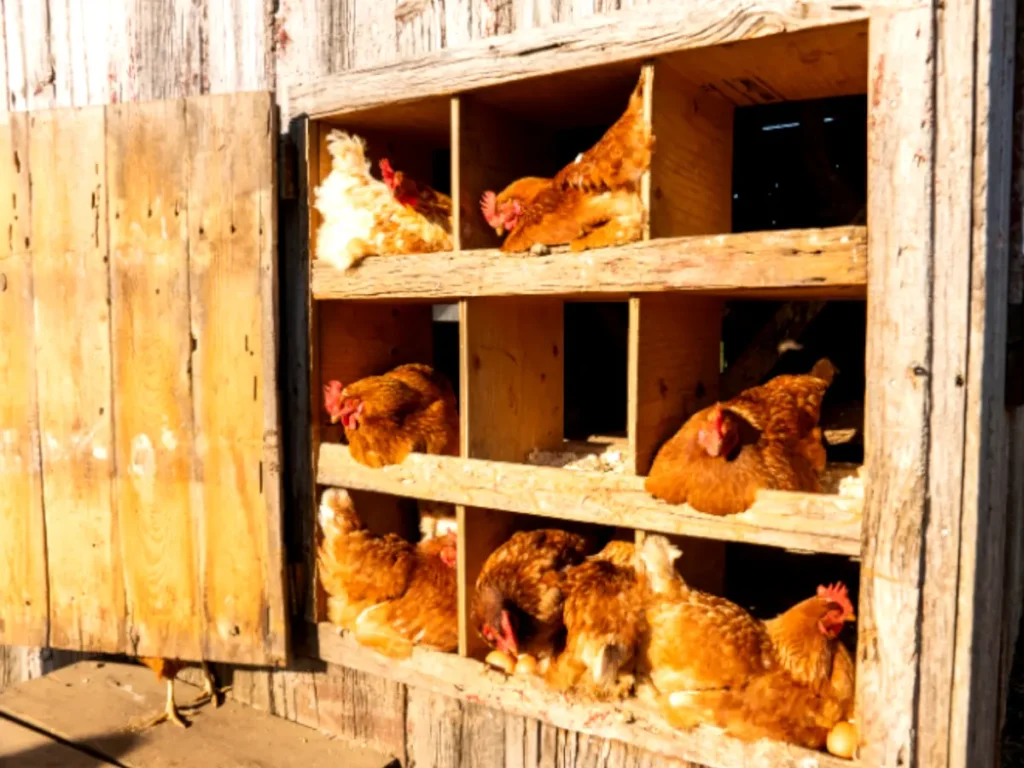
[477,583,520,656]
[696,404,740,458]
[815,582,856,638]
[323,380,364,429]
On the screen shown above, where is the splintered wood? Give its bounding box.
[0,94,286,664]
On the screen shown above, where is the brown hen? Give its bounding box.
[472,529,589,660]
[546,540,645,699]
[638,536,855,749]
[323,363,459,467]
[645,359,836,515]
[480,70,653,254]
[318,488,458,658]
[380,158,453,234]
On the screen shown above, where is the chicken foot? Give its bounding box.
[140,678,190,730]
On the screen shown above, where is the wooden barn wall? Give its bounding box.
[0,2,1021,766]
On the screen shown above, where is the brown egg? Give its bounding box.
[514,653,538,677]
[485,650,515,674]
[826,721,858,759]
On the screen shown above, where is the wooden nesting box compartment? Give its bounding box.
[304,16,888,767]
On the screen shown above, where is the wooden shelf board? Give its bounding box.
[302,623,856,768]
[289,3,874,119]
[317,444,862,556]
[312,225,867,301]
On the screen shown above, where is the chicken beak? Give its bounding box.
[328,412,340,425]
[493,225,505,237]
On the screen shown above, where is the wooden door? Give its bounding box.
[0,92,287,665]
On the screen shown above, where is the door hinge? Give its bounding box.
[278,135,298,201]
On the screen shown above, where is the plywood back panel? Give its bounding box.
[0,114,48,648]
[0,93,286,665]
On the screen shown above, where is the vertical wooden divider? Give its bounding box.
[630,61,734,593]
[0,113,48,648]
[107,99,202,659]
[454,96,566,657]
[30,107,125,653]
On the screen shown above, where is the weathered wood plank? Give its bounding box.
[913,0,979,761]
[406,686,464,767]
[318,443,862,555]
[288,1,893,118]
[947,0,1017,763]
[857,6,935,765]
[0,113,47,648]
[311,226,867,301]
[306,624,852,768]
[106,98,202,660]
[30,106,124,653]
[186,92,286,664]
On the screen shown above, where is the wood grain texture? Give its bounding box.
[461,297,564,462]
[106,98,201,660]
[319,443,862,555]
[29,106,124,653]
[857,7,934,765]
[312,226,868,300]
[186,92,285,664]
[947,0,1017,763]
[307,624,853,768]
[914,0,978,762]
[0,0,274,111]
[289,1,883,118]
[0,113,47,648]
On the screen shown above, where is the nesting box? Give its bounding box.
[0,3,1017,768]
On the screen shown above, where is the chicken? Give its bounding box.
[638,536,855,749]
[645,358,836,515]
[313,130,452,271]
[480,69,653,254]
[380,158,453,234]
[322,363,459,468]
[136,658,223,729]
[472,529,589,660]
[545,540,645,700]
[318,488,458,658]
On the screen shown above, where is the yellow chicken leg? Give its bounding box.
[141,678,189,729]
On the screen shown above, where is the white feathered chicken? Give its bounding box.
[313,130,453,270]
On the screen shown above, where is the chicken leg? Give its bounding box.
[141,678,190,729]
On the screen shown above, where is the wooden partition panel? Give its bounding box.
[0,114,48,648]
[629,61,736,591]
[458,297,564,656]
[0,93,286,665]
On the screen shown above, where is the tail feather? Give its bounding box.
[353,603,414,659]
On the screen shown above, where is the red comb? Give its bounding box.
[480,191,498,225]
[817,582,854,618]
